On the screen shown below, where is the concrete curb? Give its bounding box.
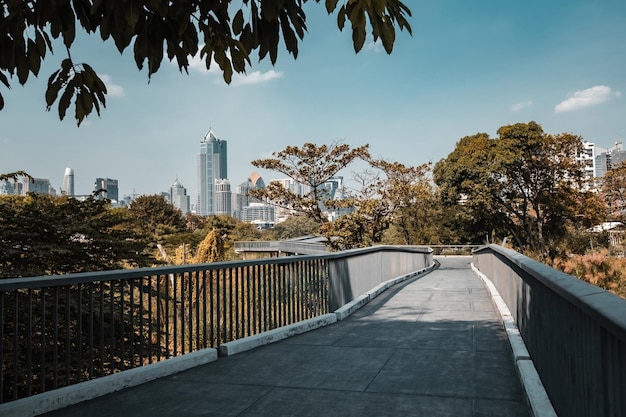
[471,263,557,417]
[218,313,338,356]
[0,348,218,417]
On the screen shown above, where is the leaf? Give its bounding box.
[0,71,10,88]
[27,39,42,76]
[58,78,76,120]
[0,93,4,111]
[325,0,339,13]
[233,9,244,35]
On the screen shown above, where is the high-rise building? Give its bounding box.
[62,167,75,196]
[169,178,190,214]
[214,179,232,216]
[94,178,119,201]
[197,129,228,216]
[23,178,56,195]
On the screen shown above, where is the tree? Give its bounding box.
[127,194,186,239]
[264,214,320,240]
[0,0,412,125]
[250,142,370,224]
[602,161,626,222]
[0,193,151,277]
[434,122,587,258]
[195,229,225,263]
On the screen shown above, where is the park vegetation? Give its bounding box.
[2,122,626,298]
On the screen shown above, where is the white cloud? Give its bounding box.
[365,40,384,53]
[100,74,125,97]
[554,85,617,113]
[184,50,282,85]
[510,100,533,112]
[230,70,283,86]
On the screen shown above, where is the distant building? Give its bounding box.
[197,129,228,216]
[241,202,275,224]
[94,178,119,201]
[24,178,56,195]
[214,179,232,216]
[595,141,625,177]
[169,179,190,214]
[62,167,75,196]
[232,172,266,220]
[0,180,15,195]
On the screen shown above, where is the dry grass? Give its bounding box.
[552,249,626,298]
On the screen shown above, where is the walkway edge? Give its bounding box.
[471,263,558,417]
[0,348,218,417]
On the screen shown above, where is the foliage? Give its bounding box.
[265,214,321,240]
[552,250,626,298]
[251,142,370,224]
[0,193,152,278]
[195,229,225,263]
[320,160,439,249]
[0,0,412,124]
[126,194,186,241]
[602,161,626,222]
[434,122,588,258]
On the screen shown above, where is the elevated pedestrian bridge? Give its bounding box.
[1,245,625,417]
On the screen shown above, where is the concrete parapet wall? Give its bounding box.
[473,244,626,417]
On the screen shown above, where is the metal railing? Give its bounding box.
[1,245,432,404]
[473,245,626,417]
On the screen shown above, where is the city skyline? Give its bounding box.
[1,1,624,199]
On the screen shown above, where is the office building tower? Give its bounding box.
[62,167,75,196]
[24,178,56,195]
[0,180,15,195]
[197,129,228,215]
[214,179,232,216]
[170,179,190,214]
[94,178,119,201]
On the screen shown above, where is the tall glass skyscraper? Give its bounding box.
[197,129,228,216]
[62,167,74,196]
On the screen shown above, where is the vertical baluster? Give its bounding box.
[88,283,94,379]
[129,279,135,367]
[202,270,208,348]
[26,288,33,396]
[109,282,115,372]
[139,278,144,365]
[65,285,71,386]
[234,267,240,340]
[0,291,4,402]
[209,269,215,347]
[165,273,170,359]
[119,280,124,371]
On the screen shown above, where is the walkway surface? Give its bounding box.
[43,256,529,417]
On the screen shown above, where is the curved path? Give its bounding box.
[44,256,528,417]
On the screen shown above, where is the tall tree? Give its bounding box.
[0,0,412,124]
[250,142,370,224]
[434,122,587,257]
[127,194,186,240]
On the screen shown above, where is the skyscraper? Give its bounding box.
[62,167,75,196]
[214,179,232,215]
[197,129,228,215]
[94,178,119,201]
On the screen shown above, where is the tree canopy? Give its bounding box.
[250,142,370,223]
[433,121,600,258]
[0,0,412,125]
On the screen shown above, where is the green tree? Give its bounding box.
[0,193,151,277]
[434,122,587,258]
[250,142,370,224]
[0,0,412,124]
[127,194,186,240]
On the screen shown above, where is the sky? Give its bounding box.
[1,0,625,202]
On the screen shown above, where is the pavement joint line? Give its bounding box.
[470,262,558,417]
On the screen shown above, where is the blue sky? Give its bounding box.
[1,0,625,201]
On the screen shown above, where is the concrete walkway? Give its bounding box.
[43,256,529,417]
